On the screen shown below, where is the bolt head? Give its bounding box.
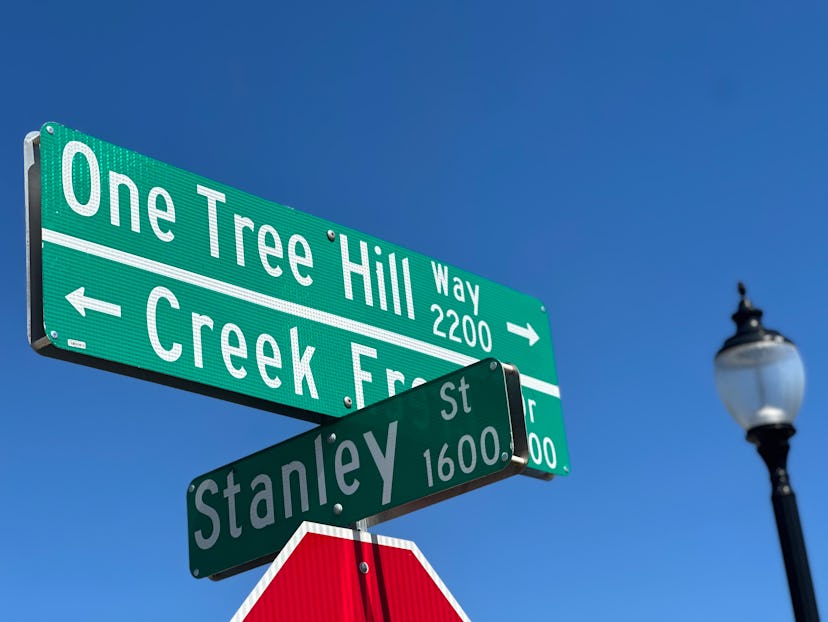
[327,230,336,241]
[49,330,58,339]
[500,452,509,462]
[192,569,200,577]
[188,484,195,493]
[327,433,337,444]
[333,503,343,515]
[46,125,54,134]
[359,561,369,574]
[489,361,498,371]
[344,396,353,408]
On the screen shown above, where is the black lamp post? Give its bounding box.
[714,283,819,622]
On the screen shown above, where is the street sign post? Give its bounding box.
[187,359,526,580]
[230,522,469,622]
[25,123,567,477]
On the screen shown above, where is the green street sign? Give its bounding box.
[187,359,526,580]
[24,123,568,477]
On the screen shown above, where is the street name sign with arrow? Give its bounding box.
[25,122,567,477]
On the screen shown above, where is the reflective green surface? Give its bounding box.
[187,360,520,579]
[36,123,568,476]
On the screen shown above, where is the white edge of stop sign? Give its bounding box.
[229,521,470,622]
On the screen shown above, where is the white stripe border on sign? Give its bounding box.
[229,521,471,622]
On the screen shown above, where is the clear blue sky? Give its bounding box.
[2,2,827,620]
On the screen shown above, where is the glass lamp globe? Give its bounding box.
[714,284,805,432]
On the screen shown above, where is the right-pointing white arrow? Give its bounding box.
[65,287,122,318]
[506,321,539,346]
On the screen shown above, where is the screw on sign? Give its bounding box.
[230,522,469,622]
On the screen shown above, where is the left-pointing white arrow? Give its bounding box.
[65,287,122,318]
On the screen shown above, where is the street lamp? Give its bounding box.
[714,283,819,622]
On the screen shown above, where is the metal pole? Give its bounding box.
[749,424,820,622]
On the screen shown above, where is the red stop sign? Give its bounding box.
[230,522,469,622]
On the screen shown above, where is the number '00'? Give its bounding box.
[431,304,493,352]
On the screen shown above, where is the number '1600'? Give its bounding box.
[422,426,501,487]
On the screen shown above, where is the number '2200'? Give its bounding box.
[431,304,492,352]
